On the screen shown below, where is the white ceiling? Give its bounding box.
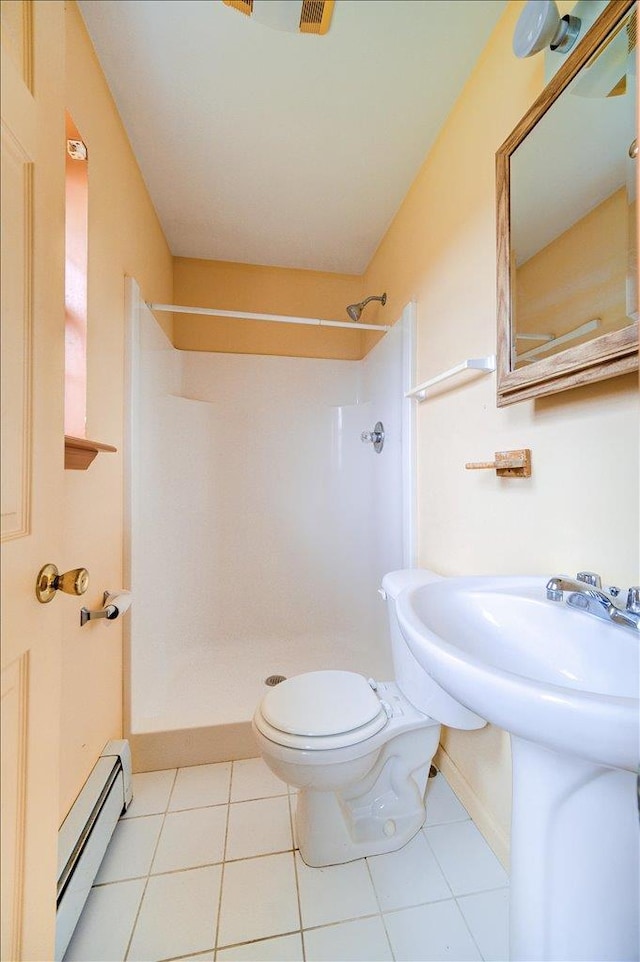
[78,0,506,274]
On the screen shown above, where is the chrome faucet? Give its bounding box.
[546,572,640,631]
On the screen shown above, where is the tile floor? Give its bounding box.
[64,758,509,962]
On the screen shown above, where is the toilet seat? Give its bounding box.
[255,670,389,751]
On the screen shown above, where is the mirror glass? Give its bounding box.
[510,7,637,370]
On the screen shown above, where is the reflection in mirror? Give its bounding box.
[496,0,638,406]
[511,7,636,369]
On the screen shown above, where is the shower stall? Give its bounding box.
[124,280,416,769]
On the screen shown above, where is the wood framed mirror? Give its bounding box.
[496,0,638,406]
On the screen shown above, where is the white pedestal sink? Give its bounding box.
[395,576,639,962]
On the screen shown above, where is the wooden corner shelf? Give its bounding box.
[64,435,117,470]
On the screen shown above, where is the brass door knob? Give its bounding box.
[35,564,90,604]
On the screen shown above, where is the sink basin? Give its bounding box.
[395,574,640,962]
[396,575,639,772]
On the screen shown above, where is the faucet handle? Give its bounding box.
[626,587,640,615]
[576,571,601,588]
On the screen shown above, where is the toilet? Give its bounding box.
[252,569,485,867]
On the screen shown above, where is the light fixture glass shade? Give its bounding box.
[513,0,562,58]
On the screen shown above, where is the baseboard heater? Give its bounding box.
[55,740,133,961]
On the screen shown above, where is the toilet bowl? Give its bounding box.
[252,569,485,867]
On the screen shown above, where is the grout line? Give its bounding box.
[423,814,472,828]
[123,767,179,961]
[158,948,217,962]
[363,856,396,961]
[93,860,226,886]
[423,771,472,829]
[380,894,463,919]
[229,791,289,804]
[303,910,389,933]
[157,948,214,962]
[228,791,289,806]
[288,794,307,962]
[453,893,487,961]
[165,762,232,814]
[212,765,234,958]
[124,798,230,818]
[457,883,511,895]
[224,844,295,864]
[455,882,511,898]
[421,822,459,895]
[228,759,236,804]
[416,825,510,902]
[216,929,302,956]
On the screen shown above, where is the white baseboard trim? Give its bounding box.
[435,745,510,870]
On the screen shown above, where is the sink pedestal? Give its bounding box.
[510,736,639,962]
[395,574,639,961]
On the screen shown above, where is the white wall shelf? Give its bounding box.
[405,355,496,401]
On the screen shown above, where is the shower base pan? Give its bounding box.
[129,721,258,772]
[127,629,391,772]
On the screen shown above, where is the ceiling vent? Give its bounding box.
[222,0,335,35]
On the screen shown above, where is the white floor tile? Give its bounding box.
[367,831,451,911]
[458,887,510,962]
[122,769,176,819]
[230,757,289,802]
[169,763,232,811]
[63,878,145,962]
[152,805,228,874]
[384,900,482,961]
[217,852,300,947]
[67,760,512,962]
[217,933,303,961]
[295,854,379,929]
[225,796,292,861]
[94,815,163,884]
[304,916,393,962]
[424,774,470,825]
[128,865,221,961]
[425,821,508,897]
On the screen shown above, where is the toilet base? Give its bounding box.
[295,724,440,866]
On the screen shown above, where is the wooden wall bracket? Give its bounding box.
[465,448,531,478]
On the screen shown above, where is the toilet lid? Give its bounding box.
[261,670,385,737]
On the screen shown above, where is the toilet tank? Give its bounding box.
[381,569,485,730]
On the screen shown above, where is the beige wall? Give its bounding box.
[361,1,638,858]
[59,2,173,821]
[173,257,370,360]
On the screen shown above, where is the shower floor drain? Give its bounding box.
[265,674,287,687]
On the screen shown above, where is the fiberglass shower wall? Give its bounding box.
[128,290,411,738]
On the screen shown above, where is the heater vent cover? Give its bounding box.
[224,0,253,15]
[300,0,334,34]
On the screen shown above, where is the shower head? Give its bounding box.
[346,293,387,323]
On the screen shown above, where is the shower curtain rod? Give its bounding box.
[147,302,392,333]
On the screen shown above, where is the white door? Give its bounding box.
[1,2,66,958]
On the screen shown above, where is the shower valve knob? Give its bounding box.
[361,422,385,453]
